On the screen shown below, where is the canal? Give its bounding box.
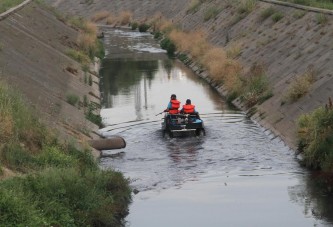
[98,28,333,227]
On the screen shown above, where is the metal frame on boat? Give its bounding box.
[161,113,205,137]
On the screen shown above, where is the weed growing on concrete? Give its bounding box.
[271,12,284,23]
[187,0,203,14]
[282,66,316,103]
[316,13,328,24]
[240,63,272,107]
[237,0,257,15]
[204,7,221,21]
[66,93,80,106]
[292,10,306,19]
[260,7,275,21]
[66,49,90,64]
[85,102,103,127]
[226,43,242,59]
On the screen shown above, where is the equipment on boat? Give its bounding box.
[161,113,205,138]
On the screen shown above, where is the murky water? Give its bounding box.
[98,28,333,227]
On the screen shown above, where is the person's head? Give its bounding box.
[186,99,191,104]
[171,94,176,100]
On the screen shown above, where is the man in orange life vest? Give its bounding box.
[164,94,181,114]
[180,99,200,119]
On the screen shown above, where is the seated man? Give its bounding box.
[164,94,181,114]
[180,99,200,119]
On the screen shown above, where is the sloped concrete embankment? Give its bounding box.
[44,0,333,150]
[0,2,105,155]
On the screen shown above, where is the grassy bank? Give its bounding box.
[0,81,132,226]
[0,0,24,14]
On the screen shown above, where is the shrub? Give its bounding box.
[271,12,284,22]
[297,98,333,170]
[138,23,150,32]
[240,63,272,107]
[131,22,138,30]
[160,38,176,56]
[154,31,163,40]
[66,94,80,106]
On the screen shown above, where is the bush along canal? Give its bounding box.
[98,28,333,227]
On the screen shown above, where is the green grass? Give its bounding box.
[280,0,333,10]
[85,102,103,127]
[0,0,24,14]
[0,167,131,226]
[0,80,132,225]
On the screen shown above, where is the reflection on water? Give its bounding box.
[99,28,333,227]
[289,172,333,226]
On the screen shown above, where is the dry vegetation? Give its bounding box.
[90,10,110,22]
[282,65,316,104]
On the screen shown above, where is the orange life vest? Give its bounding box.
[169,99,180,114]
[182,104,195,114]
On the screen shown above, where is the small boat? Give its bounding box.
[161,113,205,138]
